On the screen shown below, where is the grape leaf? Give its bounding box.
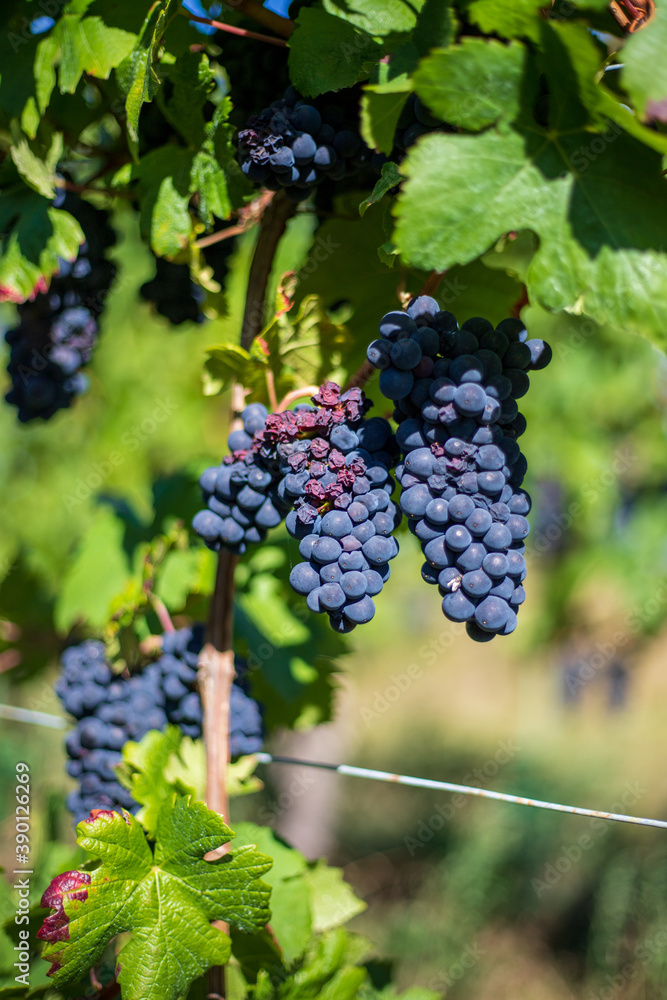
[393,125,667,348]
[39,799,272,1000]
[304,862,366,933]
[359,161,401,215]
[360,79,412,153]
[288,9,381,96]
[412,0,456,55]
[117,0,180,159]
[322,0,425,35]
[622,10,667,122]
[467,0,546,40]
[0,186,83,302]
[233,824,311,964]
[9,125,62,198]
[133,145,194,257]
[117,727,193,836]
[53,13,136,94]
[413,39,525,130]
[55,507,132,632]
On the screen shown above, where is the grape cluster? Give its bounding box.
[139,233,236,326]
[367,297,551,641]
[273,385,401,632]
[237,86,371,201]
[4,193,116,422]
[140,257,205,326]
[57,628,263,823]
[193,383,401,630]
[193,402,292,553]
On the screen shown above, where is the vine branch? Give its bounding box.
[241,190,298,352]
[202,186,296,1000]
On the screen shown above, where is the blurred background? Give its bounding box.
[2,199,667,1000]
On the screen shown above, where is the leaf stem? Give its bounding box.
[419,270,447,297]
[265,368,279,411]
[149,594,176,633]
[276,385,319,411]
[178,6,289,45]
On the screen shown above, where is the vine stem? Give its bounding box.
[178,7,289,46]
[202,186,295,1000]
[241,191,297,351]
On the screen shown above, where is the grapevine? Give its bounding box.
[0,2,665,999]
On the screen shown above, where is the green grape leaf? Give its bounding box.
[412,0,456,55]
[0,186,83,302]
[413,39,525,130]
[53,13,136,94]
[55,507,132,632]
[288,9,381,96]
[9,125,62,199]
[322,0,425,35]
[360,161,401,215]
[305,862,366,933]
[205,342,254,393]
[234,542,347,731]
[622,10,667,121]
[117,727,201,837]
[133,145,194,257]
[117,0,180,159]
[538,22,667,154]
[39,799,272,1000]
[393,125,667,348]
[467,0,545,40]
[361,79,412,153]
[233,824,310,964]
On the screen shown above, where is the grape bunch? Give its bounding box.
[57,628,263,823]
[193,402,292,553]
[269,385,401,632]
[4,192,116,422]
[139,232,236,325]
[193,383,401,631]
[236,86,371,201]
[140,257,205,326]
[367,297,551,641]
